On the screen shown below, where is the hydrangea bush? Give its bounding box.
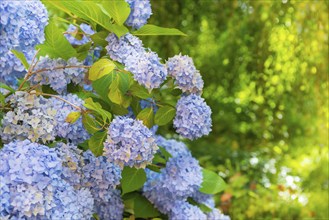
[0,0,230,219]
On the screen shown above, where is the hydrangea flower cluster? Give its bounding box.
[125,0,152,29]
[0,140,94,219]
[174,94,212,140]
[50,94,90,144]
[106,33,167,90]
[166,54,204,94]
[143,136,203,216]
[0,0,48,85]
[0,92,57,143]
[104,116,158,168]
[64,23,95,45]
[30,56,87,94]
[168,201,207,220]
[82,151,123,219]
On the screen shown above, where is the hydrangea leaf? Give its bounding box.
[84,98,112,122]
[90,31,109,47]
[88,130,107,156]
[10,49,29,70]
[132,24,187,36]
[100,0,131,26]
[136,107,154,128]
[154,105,176,126]
[37,20,77,60]
[89,59,116,81]
[61,1,129,37]
[121,167,147,195]
[129,83,152,99]
[200,169,226,194]
[133,194,160,218]
[82,113,101,134]
[65,111,81,124]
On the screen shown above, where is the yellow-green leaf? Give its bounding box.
[89,59,116,81]
[65,111,81,124]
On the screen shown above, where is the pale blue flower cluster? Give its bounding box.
[166,54,204,94]
[192,191,231,220]
[0,0,48,85]
[174,94,212,140]
[0,140,94,219]
[125,0,152,29]
[104,116,158,168]
[168,201,207,220]
[106,33,167,90]
[0,92,57,143]
[65,23,95,45]
[143,136,203,216]
[30,56,86,94]
[82,151,123,219]
[50,94,90,144]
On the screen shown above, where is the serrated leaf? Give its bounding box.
[121,167,146,195]
[61,1,129,37]
[154,106,176,126]
[65,111,81,124]
[89,59,116,81]
[199,169,227,194]
[43,0,74,16]
[82,114,100,134]
[76,42,92,61]
[37,20,77,60]
[92,74,114,102]
[84,98,112,122]
[133,24,187,36]
[11,49,29,69]
[90,31,109,47]
[133,194,160,218]
[136,107,154,128]
[100,0,131,26]
[89,130,107,156]
[129,83,152,99]
[117,72,131,93]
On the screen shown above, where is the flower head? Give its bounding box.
[125,0,152,29]
[104,116,158,168]
[174,94,212,140]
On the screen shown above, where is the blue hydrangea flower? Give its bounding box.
[65,23,95,45]
[156,135,190,157]
[93,189,124,220]
[50,94,90,144]
[0,0,48,85]
[166,54,204,94]
[104,116,158,168]
[143,152,203,214]
[82,151,123,219]
[168,201,207,220]
[174,94,212,140]
[0,140,93,219]
[192,191,215,209]
[0,92,57,143]
[30,56,86,94]
[207,209,231,220]
[55,142,84,187]
[106,34,167,90]
[128,51,167,90]
[125,0,152,29]
[82,151,122,193]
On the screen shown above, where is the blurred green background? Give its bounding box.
[146,0,328,219]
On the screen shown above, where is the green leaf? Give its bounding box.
[158,146,172,161]
[92,74,114,102]
[37,20,77,60]
[82,114,100,134]
[121,167,146,195]
[136,107,154,128]
[133,24,187,36]
[84,98,112,122]
[75,42,92,61]
[154,106,176,126]
[110,102,129,115]
[0,83,15,93]
[88,130,107,156]
[89,59,116,81]
[133,194,160,218]
[61,1,129,37]
[65,111,81,124]
[11,49,29,70]
[129,83,152,99]
[199,169,227,194]
[117,72,131,93]
[100,0,131,26]
[43,0,74,16]
[90,31,109,47]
